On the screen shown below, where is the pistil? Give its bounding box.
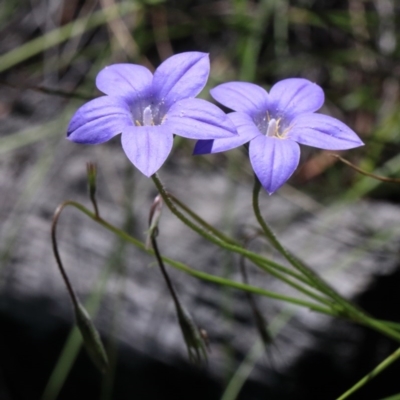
[143,105,153,126]
[266,118,277,137]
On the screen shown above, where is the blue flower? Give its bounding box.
[67,52,236,177]
[194,79,364,194]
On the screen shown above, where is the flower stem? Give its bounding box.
[54,199,400,342]
[151,234,207,363]
[51,203,80,310]
[151,174,333,307]
[169,192,317,286]
[55,200,335,315]
[251,177,400,342]
[336,347,400,400]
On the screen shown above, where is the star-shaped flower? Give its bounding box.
[194,79,364,194]
[67,52,236,176]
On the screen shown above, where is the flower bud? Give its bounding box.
[86,162,97,200]
[146,194,163,249]
[74,301,109,374]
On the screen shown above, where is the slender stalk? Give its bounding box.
[151,236,180,307]
[151,174,333,307]
[170,192,317,286]
[251,178,400,342]
[151,234,207,363]
[56,200,334,315]
[153,174,400,342]
[51,203,80,310]
[336,347,400,400]
[168,193,238,245]
[240,253,271,347]
[54,200,400,342]
[332,154,400,183]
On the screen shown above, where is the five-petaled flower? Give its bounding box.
[67,52,237,177]
[194,79,364,194]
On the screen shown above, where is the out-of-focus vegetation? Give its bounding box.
[1,1,400,400]
[1,0,400,202]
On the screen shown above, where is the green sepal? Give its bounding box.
[74,301,109,374]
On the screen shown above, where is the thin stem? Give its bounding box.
[332,154,400,183]
[169,192,317,287]
[90,192,100,219]
[51,203,80,310]
[251,178,400,343]
[336,347,400,400]
[56,201,335,315]
[151,174,333,307]
[151,236,180,308]
[240,251,272,347]
[168,193,238,245]
[252,178,338,296]
[151,234,207,363]
[86,162,99,218]
[54,200,400,342]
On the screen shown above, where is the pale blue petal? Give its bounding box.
[287,113,364,149]
[67,96,132,144]
[96,64,153,101]
[152,52,209,108]
[210,82,269,115]
[166,98,237,139]
[121,126,173,177]
[193,112,261,154]
[269,78,324,120]
[249,136,300,194]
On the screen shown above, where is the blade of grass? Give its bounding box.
[0,2,139,74]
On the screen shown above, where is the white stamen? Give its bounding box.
[266,118,277,137]
[143,105,153,126]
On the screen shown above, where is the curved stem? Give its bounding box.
[169,192,318,286]
[251,178,400,342]
[151,174,333,307]
[55,200,400,342]
[51,203,80,310]
[56,201,334,315]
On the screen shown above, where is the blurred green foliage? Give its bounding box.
[1,1,400,399]
[1,0,400,202]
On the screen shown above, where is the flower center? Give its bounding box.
[132,99,166,127]
[256,112,290,139]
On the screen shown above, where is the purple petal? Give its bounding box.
[67,96,132,144]
[96,64,153,100]
[121,126,173,177]
[287,113,364,150]
[166,98,237,140]
[249,136,300,194]
[210,82,269,115]
[193,112,261,154]
[269,78,324,119]
[152,52,209,108]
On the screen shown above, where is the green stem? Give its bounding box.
[336,347,400,400]
[170,193,317,286]
[152,174,333,307]
[56,200,400,343]
[51,203,80,310]
[57,200,334,315]
[251,178,400,343]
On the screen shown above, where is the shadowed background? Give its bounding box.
[1,1,400,399]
